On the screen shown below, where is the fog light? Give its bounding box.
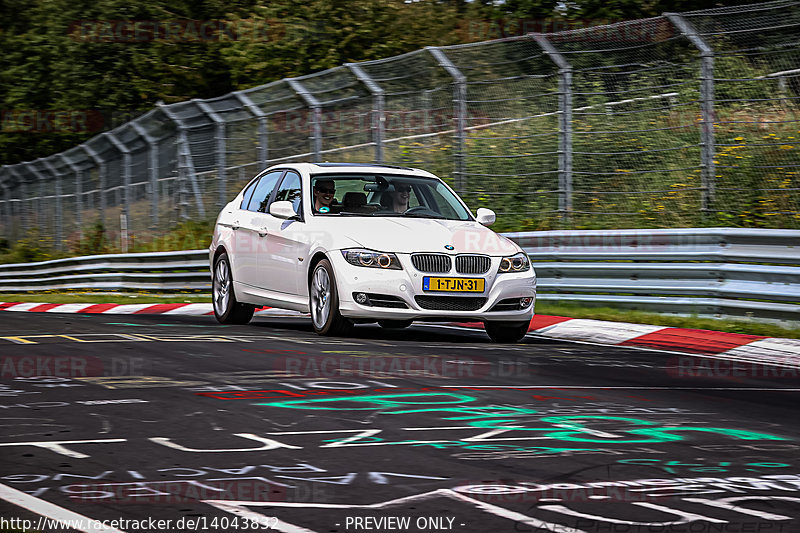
[354,292,369,305]
[519,297,533,309]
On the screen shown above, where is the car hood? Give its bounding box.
[323,217,521,256]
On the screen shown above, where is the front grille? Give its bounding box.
[411,254,451,273]
[365,293,408,309]
[455,254,491,274]
[415,296,486,311]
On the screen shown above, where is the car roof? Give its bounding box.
[266,162,434,177]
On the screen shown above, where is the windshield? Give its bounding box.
[310,173,472,220]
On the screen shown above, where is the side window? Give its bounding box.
[247,170,284,212]
[272,171,302,214]
[239,178,259,210]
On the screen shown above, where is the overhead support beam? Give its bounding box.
[346,63,386,163]
[234,91,269,170]
[427,47,467,193]
[532,33,573,221]
[287,78,322,161]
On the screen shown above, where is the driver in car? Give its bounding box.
[389,183,411,213]
[313,179,336,212]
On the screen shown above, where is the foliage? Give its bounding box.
[0,227,64,264]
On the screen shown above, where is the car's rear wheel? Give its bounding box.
[213,252,255,325]
[378,319,413,329]
[310,259,352,336]
[484,320,530,343]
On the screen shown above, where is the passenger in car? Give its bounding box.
[313,179,336,212]
[389,183,411,213]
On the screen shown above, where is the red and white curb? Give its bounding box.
[452,315,800,368]
[2,302,799,365]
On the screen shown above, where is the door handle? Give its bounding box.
[231,221,240,231]
[258,229,268,238]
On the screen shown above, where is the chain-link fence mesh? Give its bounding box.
[1,0,799,254]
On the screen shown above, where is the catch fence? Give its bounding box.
[0,0,798,251]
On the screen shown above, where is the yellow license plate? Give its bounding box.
[423,277,485,293]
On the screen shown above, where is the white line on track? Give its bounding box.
[0,482,126,532]
[439,385,800,391]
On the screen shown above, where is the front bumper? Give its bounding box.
[331,251,536,321]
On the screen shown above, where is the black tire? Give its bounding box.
[484,320,530,343]
[309,259,353,336]
[212,252,255,325]
[378,319,413,329]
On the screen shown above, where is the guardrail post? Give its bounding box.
[533,34,573,222]
[41,158,64,251]
[428,47,467,193]
[157,103,206,219]
[665,13,716,213]
[195,100,228,209]
[130,122,160,227]
[81,144,106,225]
[346,63,385,163]
[234,91,269,170]
[60,155,84,241]
[103,132,132,251]
[287,79,322,161]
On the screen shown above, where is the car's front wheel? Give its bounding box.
[484,320,530,343]
[212,252,255,325]
[310,259,352,336]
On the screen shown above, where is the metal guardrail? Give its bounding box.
[510,228,800,324]
[0,228,798,323]
[0,250,210,291]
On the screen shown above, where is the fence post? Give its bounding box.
[130,122,160,227]
[665,13,716,213]
[287,78,322,161]
[346,63,385,163]
[157,103,205,219]
[41,158,64,251]
[427,46,467,193]
[103,133,132,250]
[59,155,83,242]
[533,34,573,221]
[29,160,50,240]
[0,173,9,238]
[234,91,269,170]
[195,100,228,209]
[81,144,106,225]
[7,166,28,230]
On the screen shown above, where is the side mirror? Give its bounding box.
[269,201,298,220]
[476,208,496,226]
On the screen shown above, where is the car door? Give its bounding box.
[235,170,284,287]
[260,170,308,295]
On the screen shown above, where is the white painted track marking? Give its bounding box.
[0,482,126,532]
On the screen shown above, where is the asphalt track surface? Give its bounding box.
[0,312,798,533]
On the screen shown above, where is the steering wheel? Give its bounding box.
[404,206,435,215]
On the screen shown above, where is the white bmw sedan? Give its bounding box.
[209,163,536,342]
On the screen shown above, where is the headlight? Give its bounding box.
[498,252,530,273]
[341,249,402,270]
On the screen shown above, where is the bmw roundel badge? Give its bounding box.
[444,245,454,250]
